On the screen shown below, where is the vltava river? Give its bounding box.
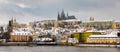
[0,46,120,52]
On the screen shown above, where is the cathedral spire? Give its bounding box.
[67,12,69,19]
[57,12,61,20]
[11,16,16,23]
[12,16,14,21]
[67,12,68,17]
[61,9,65,20]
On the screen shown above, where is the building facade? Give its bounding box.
[86,31,120,44]
[80,21,113,30]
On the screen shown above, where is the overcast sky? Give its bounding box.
[0,0,120,24]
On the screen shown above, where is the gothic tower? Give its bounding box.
[66,12,69,20]
[57,12,61,20]
[61,9,66,20]
[11,17,16,24]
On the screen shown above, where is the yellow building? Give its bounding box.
[87,37,120,44]
[86,31,120,44]
[112,22,120,29]
[74,32,101,43]
[115,22,120,29]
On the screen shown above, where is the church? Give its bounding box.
[57,10,76,21]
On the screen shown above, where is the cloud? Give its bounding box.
[0,0,9,4]
[0,0,120,25]
[17,3,28,8]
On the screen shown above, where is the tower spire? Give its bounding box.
[11,16,16,23]
[65,12,69,20]
[12,16,14,21]
[67,12,68,17]
[57,12,61,20]
[61,9,65,20]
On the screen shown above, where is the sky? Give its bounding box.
[0,0,120,25]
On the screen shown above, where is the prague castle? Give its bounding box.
[57,10,76,21]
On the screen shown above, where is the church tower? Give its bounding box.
[61,9,66,20]
[11,17,16,24]
[90,16,94,21]
[57,12,61,20]
[66,12,69,20]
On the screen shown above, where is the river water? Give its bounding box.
[0,46,120,52]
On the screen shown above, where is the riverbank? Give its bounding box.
[1,42,120,48]
[76,44,120,48]
[0,42,28,46]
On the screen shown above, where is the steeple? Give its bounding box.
[12,16,14,21]
[90,16,94,21]
[57,12,61,20]
[11,16,16,23]
[61,9,66,20]
[67,12,68,17]
[66,12,69,20]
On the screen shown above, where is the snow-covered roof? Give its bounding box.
[11,31,32,35]
[82,20,113,23]
[11,27,33,36]
[59,19,81,22]
[89,34,117,38]
[89,31,119,38]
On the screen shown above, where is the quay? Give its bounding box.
[29,42,57,45]
[76,44,120,47]
[0,42,28,46]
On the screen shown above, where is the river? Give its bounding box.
[0,46,120,52]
